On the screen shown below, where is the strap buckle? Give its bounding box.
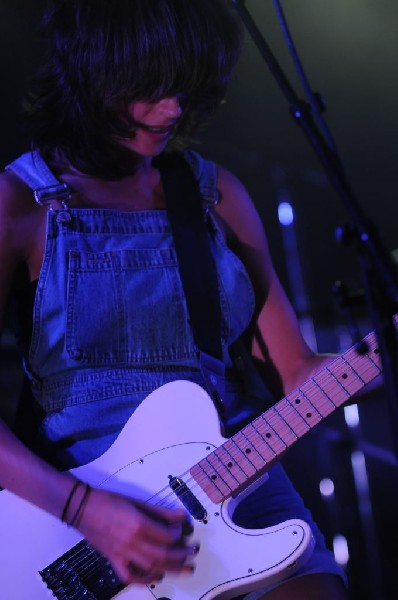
[34,183,72,207]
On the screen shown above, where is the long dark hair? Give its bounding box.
[26,0,243,179]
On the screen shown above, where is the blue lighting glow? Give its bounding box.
[278,201,294,226]
[333,534,349,566]
[319,478,335,498]
[344,404,360,428]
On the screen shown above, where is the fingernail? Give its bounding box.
[191,543,200,555]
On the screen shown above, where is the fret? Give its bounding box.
[367,334,382,368]
[230,431,267,471]
[253,414,288,454]
[325,356,364,399]
[345,345,381,383]
[223,438,257,478]
[194,458,231,497]
[275,399,310,436]
[356,331,381,368]
[314,368,349,407]
[213,445,250,486]
[299,378,336,417]
[243,423,276,463]
[206,452,240,492]
[190,463,225,503]
[192,321,393,505]
[370,350,382,370]
[286,390,322,428]
[264,407,298,447]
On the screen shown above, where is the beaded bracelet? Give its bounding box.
[61,480,81,523]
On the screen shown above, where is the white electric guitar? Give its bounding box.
[0,328,382,599]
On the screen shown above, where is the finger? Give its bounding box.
[116,559,163,586]
[132,500,194,542]
[127,562,164,583]
[135,513,186,546]
[132,541,197,572]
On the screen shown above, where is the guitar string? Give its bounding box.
[53,543,107,588]
[106,332,382,512]
[145,341,381,508]
[139,336,381,508]
[59,338,382,583]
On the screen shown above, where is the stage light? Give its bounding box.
[277,201,294,226]
[333,534,349,566]
[319,477,335,498]
[344,404,360,428]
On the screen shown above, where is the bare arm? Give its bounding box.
[0,172,82,532]
[215,167,352,394]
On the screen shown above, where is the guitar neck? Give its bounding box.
[191,329,382,503]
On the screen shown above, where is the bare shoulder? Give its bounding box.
[0,169,36,217]
[214,166,315,386]
[0,169,44,261]
[214,164,269,250]
[213,164,278,304]
[216,165,253,215]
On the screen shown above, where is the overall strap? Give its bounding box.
[183,149,220,206]
[6,150,72,222]
[8,149,224,366]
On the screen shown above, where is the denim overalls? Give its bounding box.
[7,150,260,468]
[6,150,346,595]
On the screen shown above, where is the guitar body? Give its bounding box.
[0,381,314,600]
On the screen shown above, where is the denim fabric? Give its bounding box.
[33,207,257,466]
[7,150,346,591]
[7,151,256,468]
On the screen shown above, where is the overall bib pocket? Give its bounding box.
[66,248,196,365]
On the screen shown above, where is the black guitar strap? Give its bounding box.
[154,152,228,421]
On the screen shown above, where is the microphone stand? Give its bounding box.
[230,0,398,460]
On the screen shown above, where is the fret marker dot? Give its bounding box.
[306,412,312,418]
[265,433,271,438]
[295,398,301,404]
[227,462,233,468]
[342,373,348,379]
[374,348,379,354]
[245,448,251,454]
[211,474,217,480]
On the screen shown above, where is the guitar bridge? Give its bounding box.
[39,539,125,599]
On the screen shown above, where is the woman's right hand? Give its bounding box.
[74,485,197,585]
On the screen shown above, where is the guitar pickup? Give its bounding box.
[169,476,208,522]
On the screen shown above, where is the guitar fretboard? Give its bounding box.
[191,330,382,503]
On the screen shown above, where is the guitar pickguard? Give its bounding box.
[0,381,314,600]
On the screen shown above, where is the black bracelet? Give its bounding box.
[61,480,81,523]
[68,483,92,528]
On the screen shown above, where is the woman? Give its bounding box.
[0,0,348,597]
